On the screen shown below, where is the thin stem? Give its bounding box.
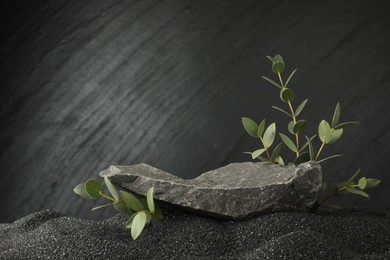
[100,192,126,207]
[278,72,300,157]
[259,136,272,161]
[317,185,359,206]
[142,209,163,221]
[316,142,325,160]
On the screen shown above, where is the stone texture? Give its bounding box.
[100,161,322,219]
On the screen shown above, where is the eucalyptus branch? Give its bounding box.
[242,54,380,212]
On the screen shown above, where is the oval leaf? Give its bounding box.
[120,191,144,212]
[252,148,267,159]
[147,187,155,213]
[113,202,131,214]
[293,120,307,134]
[257,119,266,137]
[242,117,258,137]
[274,156,285,165]
[263,123,276,148]
[272,61,284,74]
[358,177,367,190]
[328,128,343,144]
[318,120,342,144]
[346,187,369,198]
[365,178,381,189]
[104,176,119,201]
[73,183,94,199]
[295,99,308,117]
[288,121,295,134]
[305,136,315,160]
[279,133,297,152]
[84,179,102,199]
[332,103,341,128]
[280,88,294,103]
[153,204,164,220]
[271,143,283,163]
[131,211,147,240]
[294,152,310,165]
[126,212,138,228]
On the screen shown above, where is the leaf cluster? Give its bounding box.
[242,54,381,211]
[74,177,163,240]
[313,169,381,211]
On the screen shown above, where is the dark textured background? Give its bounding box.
[1,0,389,222]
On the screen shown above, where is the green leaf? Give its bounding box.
[346,187,369,198]
[84,179,102,199]
[358,177,367,189]
[318,120,331,143]
[295,99,308,117]
[131,211,147,240]
[279,133,297,152]
[318,154,343,164]
[271,143,283,163]
[272,106,292,118]
[263,123,276,148]
[365,178,381,189]
[280,88,294,103]
[293,120,307,134]
[92,204,112,211]
[153,204,164,220]
[257,119,266,137]
[300,135,316,152]
[262,76,282,88]
[318,120,343,144]
[126,213,137,228]
[332,103,341,128]
[285,69,297,86]
[347,169,361,185]
[147,188,155,213]
[73,183,94,199]
[305,136,315,160]
[294,152,310,165]
[242,117,258,137]
[251,148,267,159]
[113,202,131,214]
[288,121,295,134]
[334,121,360,129]
[329,128,343,143]
[274,54,285,65]
[120,191,144,212]
[272,55,284,74]
[104,176,119,201]
[274,156,285,165]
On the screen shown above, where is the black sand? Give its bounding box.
[1,209,389,259]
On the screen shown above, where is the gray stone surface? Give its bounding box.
[100,161,322,219]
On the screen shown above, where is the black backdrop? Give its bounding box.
[1,0,389,222]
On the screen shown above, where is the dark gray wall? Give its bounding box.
[1,0,389,222]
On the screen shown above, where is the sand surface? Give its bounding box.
[1,209,389,259]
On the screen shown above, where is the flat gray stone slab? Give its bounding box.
[100,161,322,219]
